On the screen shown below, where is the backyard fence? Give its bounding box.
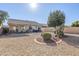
[42,27,79,34]
[64,27,79,34]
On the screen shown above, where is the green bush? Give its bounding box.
[2,27,9,35]
[41,32,52,41]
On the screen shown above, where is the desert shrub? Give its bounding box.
[41,32,52,41]
[57,30,64,38]
[2,27,9,35]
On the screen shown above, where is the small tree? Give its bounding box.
[48,10,65,38]
[71,20,79,27]
[0,10,9,34]
[0,10,9,27]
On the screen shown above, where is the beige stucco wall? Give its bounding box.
[8,23,40,32]
[8,23,30,32]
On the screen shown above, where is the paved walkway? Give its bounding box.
[65,33,79,37]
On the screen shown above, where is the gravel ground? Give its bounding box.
[0,33,79,56]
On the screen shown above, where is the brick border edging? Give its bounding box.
[34,38,46,45]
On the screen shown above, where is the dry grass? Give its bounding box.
[0,33,79,56]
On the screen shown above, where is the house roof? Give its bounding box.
[8,19,42,27]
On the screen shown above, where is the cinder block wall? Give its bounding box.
[42,27,79,34]
[64,27,79,34]
[41,27,55,32]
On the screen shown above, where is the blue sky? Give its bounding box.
[0,3,79,26]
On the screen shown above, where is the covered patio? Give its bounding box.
[8,19,42,33]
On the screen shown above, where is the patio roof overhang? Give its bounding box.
[8,19,42,27]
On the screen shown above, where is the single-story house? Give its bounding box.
[8,19,42,33]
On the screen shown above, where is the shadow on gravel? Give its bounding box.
[0,33,29,38]
[36,38,57,47]
[44,39,57,46]
[63,35,79,48]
